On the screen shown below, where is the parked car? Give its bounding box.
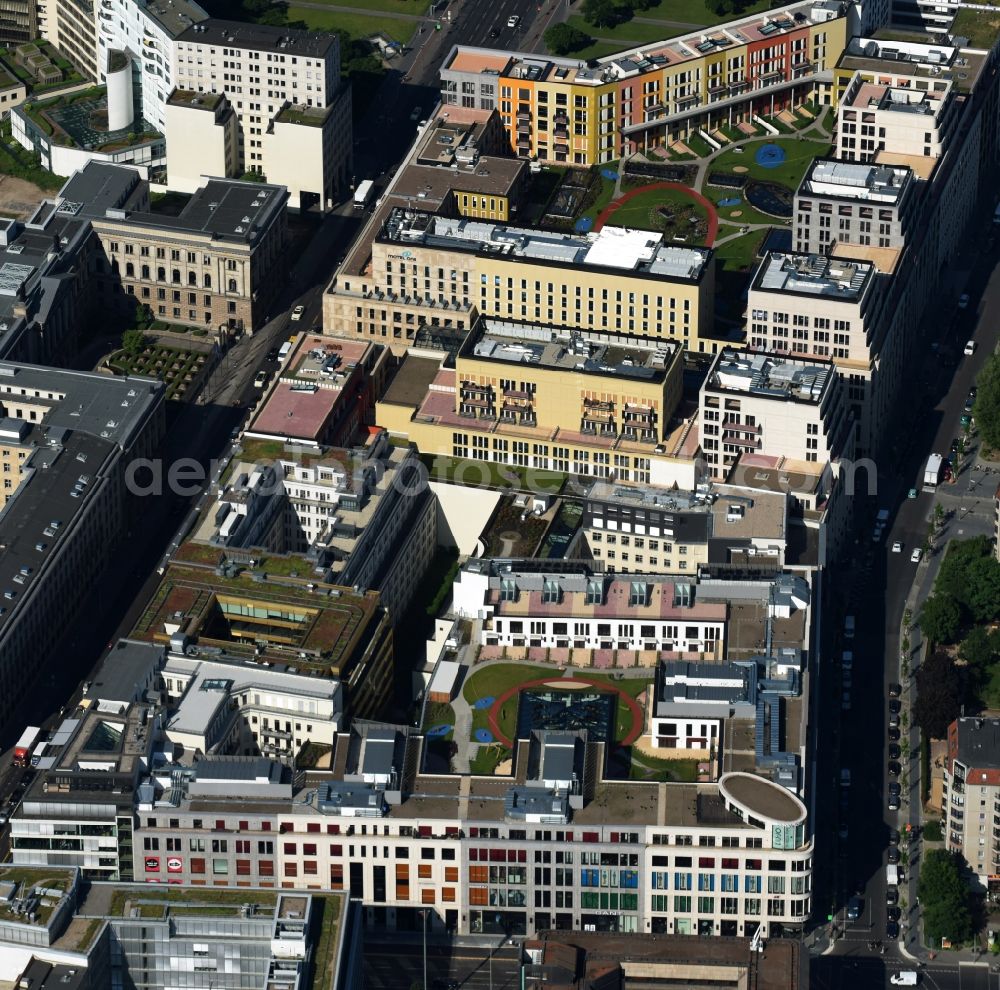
[911,548,923,564]
[266,347,279,362]
[888,744,901,760]
[253,371,267,388]
[965,340,977,356]
[888,828,900,844]
[889,683,902,698]
[951,438,961,454]
[888,781,901,797]
[886,920,900,940]
[888,761,901,777]
[888,845,900,863]
[888,699,901,714]
[888,726,900,741]
[886,887,899,905]
[291,305,305,321]
[891,541,903,553]
[886,905,901,922]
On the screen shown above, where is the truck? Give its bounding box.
[886,864,899,886]
[353,179,374,210]
[923,453,944,492]
[13,726,41,767]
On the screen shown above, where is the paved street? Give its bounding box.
[810,188,1000,990]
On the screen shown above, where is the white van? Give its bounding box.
[890,973,918,986]
[278,340,292,361]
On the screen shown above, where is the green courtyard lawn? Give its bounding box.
[462,664,556,706]
[605,185,710,244]
[712,229,768,273]
[576,169,619,225]
[629,750,701,782]
[286,6,414,43]
[710,136,831,191]
[421,453,566,494]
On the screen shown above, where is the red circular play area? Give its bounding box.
[594,181,720,246]
[487,675,645,748]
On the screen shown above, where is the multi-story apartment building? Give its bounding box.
[246,336,389,446]
[438,0,852,165]
[452,561,728,658]
[0,0,38,47]
[170,20,352,209]
[326,208,716,356]
[580,480,789,576]
[944,717,1000,884]
[833,57,958,163]
[131,722,813,939]
[794,158,916,255]
[745,252,885,456]
[0,363,164,737]
[699,348,853,479]
[376,316,703,489]
[133,546,395,719]
[59,161,289,333]
[197,432,437,623]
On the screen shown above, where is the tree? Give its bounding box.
[935,536,991,602]
[582,0,624,28]
[913,650,962,739]
[974,351,1000,451]
[966,556,1000,623]
[959,625,1000,683]
[919,594,963,646]
[121,328,147,358]
[918,849,973,945]
[544,23,593,55]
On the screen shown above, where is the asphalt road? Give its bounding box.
[810,201,1000,990]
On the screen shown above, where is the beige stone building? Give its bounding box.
[326,211,716,357]
[60,162,289,333]
[164,90,240,192]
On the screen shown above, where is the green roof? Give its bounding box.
[952,7,1000,50]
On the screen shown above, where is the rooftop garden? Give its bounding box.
[108,333,209,402]
[951,7,1000,51]
[106,886,279,919]
[276,104,329,127]
[0,40,83,94]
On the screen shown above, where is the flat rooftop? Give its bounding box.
[443,0,846,84]
[99,178,287,244]
[248,336,369,443]
[167,88,225,112]
[800,158,910,203]
[381,209,710,281]
[462,318,678,382]
[706,348,835,403]
[381,353,442,408]
[177,18,337,58]
[753,251,874,300]
[838,37,986,92]
[132,555,381,672]
[56,161,146,219]
[139,0,208,38]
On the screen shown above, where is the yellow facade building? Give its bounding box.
[438,0,851,165]
[325,209,717,356]
[376,316,702,488]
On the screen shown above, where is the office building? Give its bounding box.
[0,0,37,47]
[375,316,703,489]
[133,547,395,719]
[46,0,97,78]
[325,209,716,356]
[0,868,361,990]
[581,480,789,576]
[438,0,852,165]
[58,162,289,333]
[194,431,437,623]
[793,158,916,255]
[944,717,1000,883]
[699,348,852,479]
[246,336,389,446]
[0,364,164,737]
[170,20,352,208]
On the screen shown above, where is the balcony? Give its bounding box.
[553,127,569,140]
[516,109,532,121]
[503,387,533,400]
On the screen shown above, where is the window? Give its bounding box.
[191,858,206,874]
[212,859,228,875]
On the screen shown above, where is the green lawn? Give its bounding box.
[639,0,771,24]
[568,40,627,60]
[471,744,511,775]
[421,454,566,494]
[712,229,768,272]
[422,701,456,733]
[291,0,422,12]
[606,185,709,243]
[951,7,1000,52]
[630,751,701,781]
[577,171,619,224]
[287,6,414,42]
[462,663,556,705]
[710,136,831,191]
[567,14,678,46]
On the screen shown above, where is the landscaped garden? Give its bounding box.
[109,338,209,401]
[603,185,711,243]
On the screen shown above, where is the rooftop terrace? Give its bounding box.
[381,209,710,281]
